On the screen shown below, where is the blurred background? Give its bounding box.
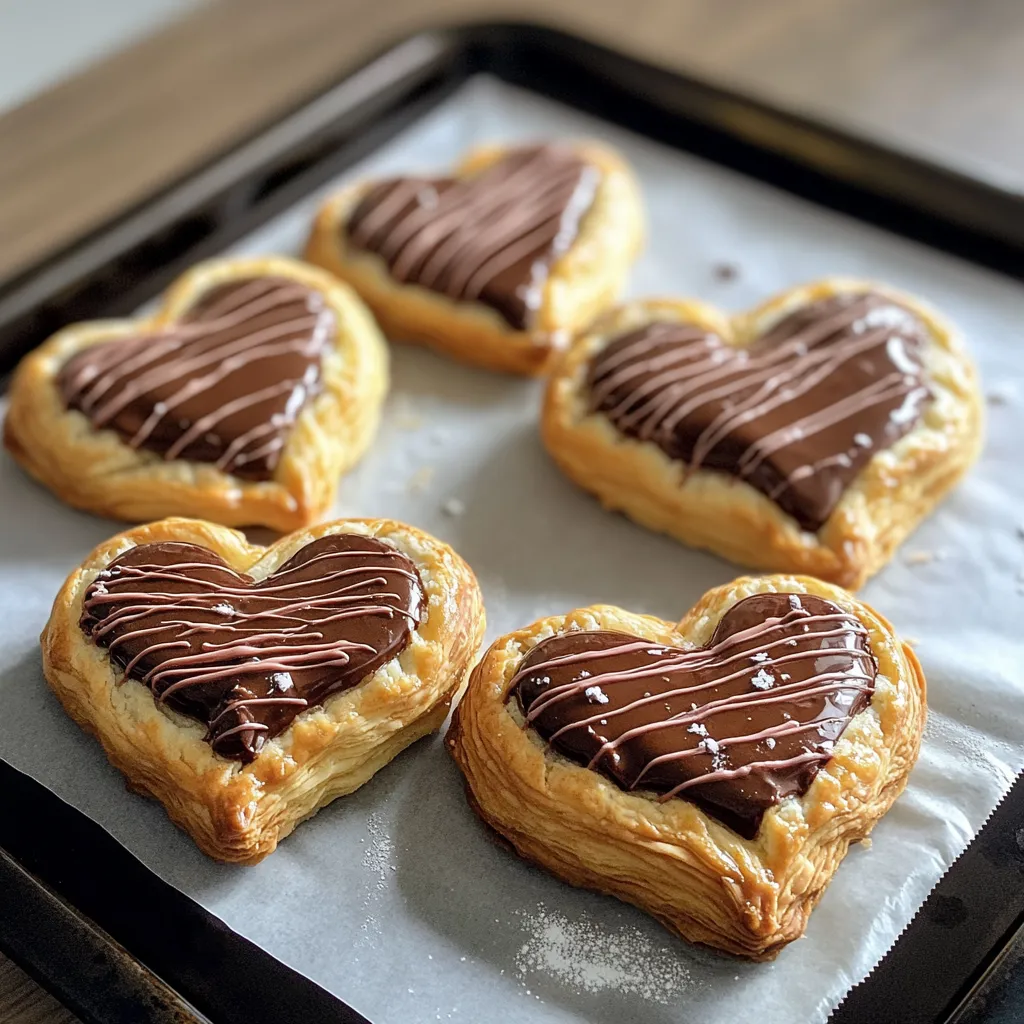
[0,0,1021,1020]
[2,0,1023,288]
[0,0,202,111]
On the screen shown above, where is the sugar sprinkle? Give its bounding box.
[363,811,394,890]
[356,811,395,946]
[514,905,692,1003]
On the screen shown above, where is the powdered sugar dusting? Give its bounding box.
[363,811,394,890]
[355,811,395,946]
[924,713,1017,788]
[514,905,693,1003]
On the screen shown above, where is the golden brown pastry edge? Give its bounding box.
[41,516,486,864]
[541,279,984,588]
[4,256,389,531]
[303,140,646,376]
[448,573,925,959]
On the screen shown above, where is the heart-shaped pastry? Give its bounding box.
[80,533,424,763]
[543,280,982,587]
[4,256,388,531]
[305,142,644,375]
[448,576,924,959]
[515,592,873,839]
[43,516,485,863]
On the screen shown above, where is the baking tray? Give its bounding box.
[1,22,1023,1024]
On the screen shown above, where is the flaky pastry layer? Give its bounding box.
[42,516,485,864]
[304,141,645,375]
[542,279,983,588]
[4,256,388,531]
[448,575,925,959]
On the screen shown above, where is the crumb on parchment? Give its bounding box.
[407,466,434,494]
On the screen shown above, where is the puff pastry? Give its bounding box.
[42,516,484,864]
[542,280,983,588]
[449,575,924,959]
[4,256,388,531]
[304,141,645,375]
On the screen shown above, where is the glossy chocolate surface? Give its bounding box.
[512,593,876,839]
[60,276,333,480]
[587,292,930,531]
[345,145,599,331]
[80,535,424,762]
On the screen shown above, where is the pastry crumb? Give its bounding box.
[442,498,466,517]
[407,466,434,493]
[713,261,739,282]
[903,636,921,648]
[987,383,1017,406]
[391,394,423,430]
[904,550,935,566]
[859,838,873,850]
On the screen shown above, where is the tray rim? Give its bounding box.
[3,20,1024,373]
[2,19,1023,1024]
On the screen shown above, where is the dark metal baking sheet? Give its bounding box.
[1,22,1022,1024]
[0,759,366,1024]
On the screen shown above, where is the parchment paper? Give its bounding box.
[2,76,1024,1024]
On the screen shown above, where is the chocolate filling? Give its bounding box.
[345,145,599,331]
[587,292,930,532]
[80,535,424,762]
[512,593,876,839]
[60,276,333,480]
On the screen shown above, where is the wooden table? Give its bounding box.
[2,0,1023,1018]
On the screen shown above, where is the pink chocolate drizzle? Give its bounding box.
[80,535,424,761]
[511,593,876,839]
[59,276,334,480]
[587,292,930,531]
[345,145,599,331]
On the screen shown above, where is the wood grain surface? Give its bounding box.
[2,0,1024,1020]
[0,960,78,1024]
[2,0,1024,284]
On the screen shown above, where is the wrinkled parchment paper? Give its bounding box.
[2,77,1024,1024]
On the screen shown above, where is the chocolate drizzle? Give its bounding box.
[512,593,876,839]
[345,145,599,331]
[59,277,334,480]
[80,535,424,762]
[587,292,930,531]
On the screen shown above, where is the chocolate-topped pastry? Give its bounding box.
[5,256,390,531]
[43,516,483,863]
[59,276,333,481]
[450,580,925,958]
[542,281,982,587]
[587,292,930,532]
[305,140,644,374]
[511,593,875,839]
[345,146,599,332]
[80,534,424,761]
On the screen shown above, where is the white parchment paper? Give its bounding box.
[2,76,1024,1024]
